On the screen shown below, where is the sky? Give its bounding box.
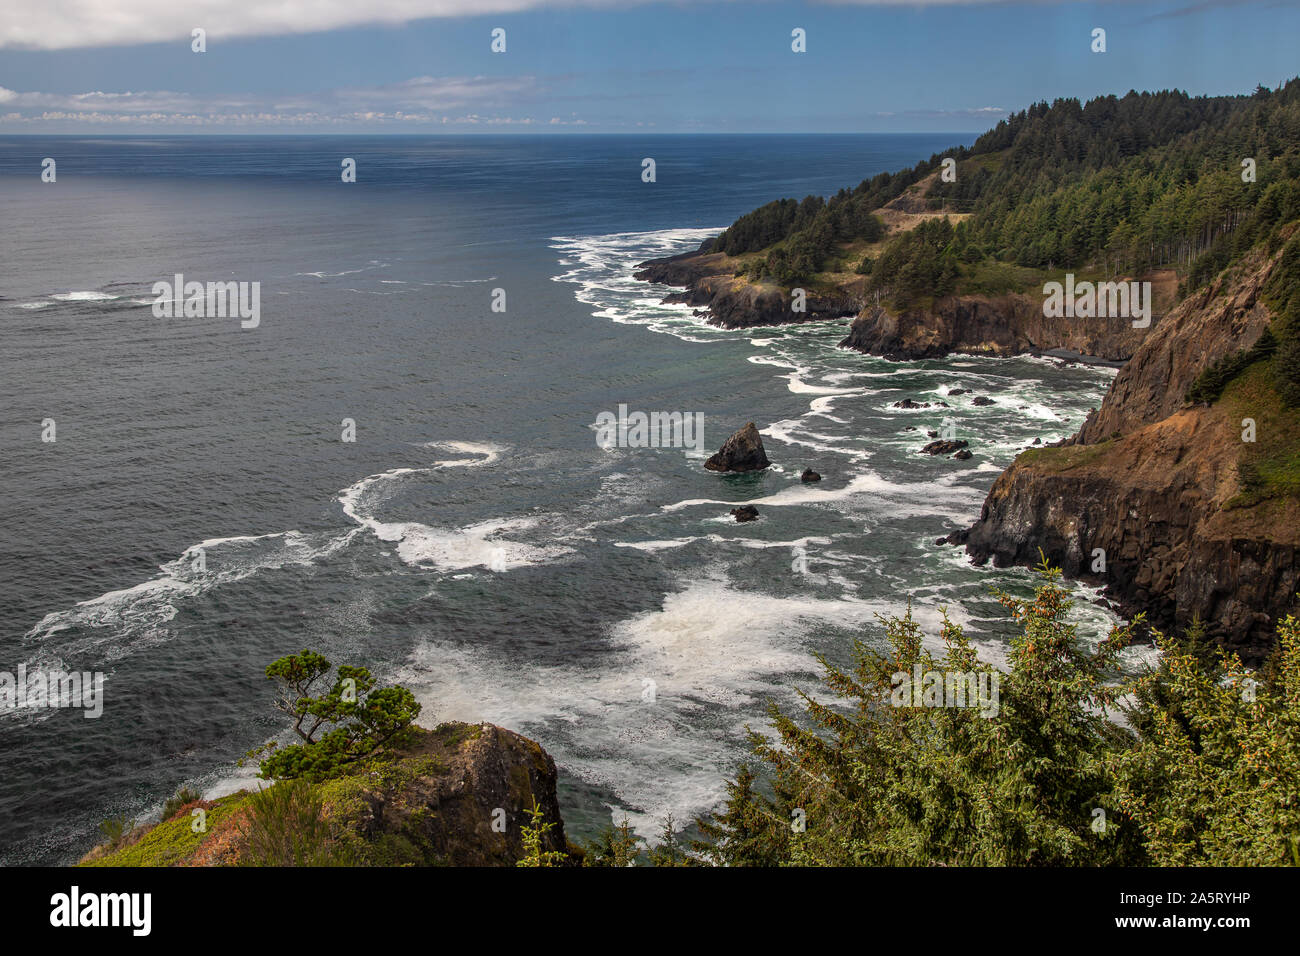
[0,0,1296,133]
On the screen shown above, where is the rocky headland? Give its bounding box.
[637,188,1299,660]
[79,722,576,867]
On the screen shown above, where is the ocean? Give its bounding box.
[0,134,1130,864]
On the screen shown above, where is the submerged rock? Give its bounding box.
[730,505,760,522]
[705,422,771,472]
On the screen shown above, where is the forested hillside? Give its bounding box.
[710,82,1300,298]
[707,80,1300,409]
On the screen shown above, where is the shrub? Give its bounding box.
[97,814,135,849]
[237,779,351,866]
[161,786,202,821]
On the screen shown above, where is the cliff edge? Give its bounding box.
[954,244,1300,662]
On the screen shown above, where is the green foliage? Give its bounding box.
[695,562,1300,866]
[690,764,792,866]
[725,562,1139,865]
[161,786,202,822]
[1277,332,1300,407]
[583,815,645,867]
[82,792,252,868]
[711,80,1300,290]
[646,813,695,867]
[238,778,353,867]
[516,796,568,868]
[1108,615,1300,864]
[257,649,421,783]
[97,814,135,849]
[869,216,961,304]
[1186,326,1278,404]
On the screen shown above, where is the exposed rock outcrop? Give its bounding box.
[78,723,573,867]
[730,505,760,522]
[1075,250,1277,442]
[634,252,859,330]
[839,295,1150,362]
[705,422,771,472]
[801,468,822,482]
[958,244,1300,662]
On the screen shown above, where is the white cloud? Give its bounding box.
[2,0,603,50]
[0,75,586,128]
[0,0,1060,51]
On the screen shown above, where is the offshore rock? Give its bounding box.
[705,422,771,472]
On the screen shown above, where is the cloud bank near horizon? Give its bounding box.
[0,78,1006,130]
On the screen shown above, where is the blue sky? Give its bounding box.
[0,1,1296,133]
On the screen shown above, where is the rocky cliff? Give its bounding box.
[79,722,574,867]
[839,294,1147,361]
[637,247,1158,361]
[953,244,1300,663]
[634,251,860,329]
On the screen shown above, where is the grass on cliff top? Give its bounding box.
[1222,360,1300,507]
[78,723,483,867]
[1013,438,1118,473]
[80,791,253,867]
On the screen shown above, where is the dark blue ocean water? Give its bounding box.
[0,134,1128,864]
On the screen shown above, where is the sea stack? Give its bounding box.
[705,422,771,472]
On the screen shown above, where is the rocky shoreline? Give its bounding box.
[633,251,859,329]
[639,238,1299,660]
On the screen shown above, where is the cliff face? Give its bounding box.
[1077,251,1277,441]
[636,248,1155,360]
[956,245,1300,663]
[326,722,571,866]
[636,233,1297,658]
[839,295,1146,361]
[79,722,573,867]
[634,252,860,329]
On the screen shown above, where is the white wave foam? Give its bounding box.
[24,529,357,655]
[337,443,571,572]
[50,291,117,302]
[392,571,977,838]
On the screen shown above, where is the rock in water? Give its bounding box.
[705,422,771,472]
[922,439,970,455]
[801,468,822,482]
[730,505,760,522]
[953,449,973,460]
[972,396,995,406]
